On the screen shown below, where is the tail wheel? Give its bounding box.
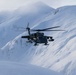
[45,42,47,45]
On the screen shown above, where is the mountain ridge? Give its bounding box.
[0,2,76,75]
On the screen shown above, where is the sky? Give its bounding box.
[0,0,76,11]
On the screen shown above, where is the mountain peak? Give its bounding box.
[33,1,55,10]
[15,1,55,15]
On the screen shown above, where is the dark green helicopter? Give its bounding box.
[21,23,64,46]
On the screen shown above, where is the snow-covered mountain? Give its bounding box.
[0,2,54,47]
[0,61,60,75]
[0,2,76,75]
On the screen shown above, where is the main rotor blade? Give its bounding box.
[42,30,65,31]
[42,26,60,30]
[26,23,29,28]
[14,29,27,32]
[31,30,65,31]
[31,26,60,31]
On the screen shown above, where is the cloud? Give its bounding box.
[42,0,76,8]
[0,0,29,11]
[0,0,76,11]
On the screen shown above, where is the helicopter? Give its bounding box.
[21,23,64,46]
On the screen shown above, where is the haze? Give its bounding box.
[0,0,76,11]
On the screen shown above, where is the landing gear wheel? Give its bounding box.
[34,43,37,46]
[45,42,47,45]
[49,39,54,41]
[51,39,54,41]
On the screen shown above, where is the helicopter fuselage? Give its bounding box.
[21,25,63,46]
[22,32,54,45]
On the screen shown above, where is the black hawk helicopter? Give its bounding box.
[21,24,64,46]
